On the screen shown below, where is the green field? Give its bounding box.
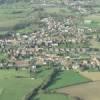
[84,14,100,28]
[0,1,74,34]
[45,7,72,16]
[0,2,33,34]
[47,71,90,90]
[0,69,52,100]
[32,70,90,100]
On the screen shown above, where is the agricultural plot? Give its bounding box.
[84,14,100,50]
[45,7,72,16]
[85,14,100,22]
[47,71,90,90]
[84,14,100,28]
[34,93,73,100]
[0,69,52,100]
[31,71,90,100]
[57,81,100,100]
[0,2,33,34]
[80,71,100,81]
[56,71,100,100]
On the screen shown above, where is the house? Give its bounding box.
[72,63,79,70]
[14,60,30,68]
[0,63,3,69]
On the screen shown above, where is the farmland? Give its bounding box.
[34,93,73,100]
[0,70,38,100]
[57,81,100,100]
[47,71,90,90]
[30,70,90,100]
[80,71,100,81]
[0,68,52,100]
[0,2,33,34]
[56,71,100,100]
[0,0,100,100]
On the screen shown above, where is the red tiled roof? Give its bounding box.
[15,60,30,67]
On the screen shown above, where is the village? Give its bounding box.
[0,2,100,72]
[0,0,100,100]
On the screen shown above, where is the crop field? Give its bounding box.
[57,81,100,100]
[85,14,100,22]
[47,71,90,90]
[45,7,72,15]
[80,71,100,81]
[34,93,73,100]
[0,69,52,100]
[0,2,33,34]
[84,14,100,28]
[0,1,75,34]
[57,71,100,100]
[0,0,100,100]
[32,70,90,100]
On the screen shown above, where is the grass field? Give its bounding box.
[57,71,100,100]
[85,14,100,22]
[84,14,100,28]
[45,7,72,16]
[0,69,52,100]
[31,70,90,100]
[0,2,33,34]
[0,1,74,34]
[47,71,90,90]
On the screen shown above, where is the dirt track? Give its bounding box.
[57,81,100,100]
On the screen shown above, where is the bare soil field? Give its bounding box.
[57,81,100,100]
[80,71,100,81]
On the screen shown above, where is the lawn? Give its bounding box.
[47,71,90,90]
[0,68,52,100]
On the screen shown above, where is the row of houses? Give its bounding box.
[0,12,99,71]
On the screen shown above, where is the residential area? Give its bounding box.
[0,0,100,100]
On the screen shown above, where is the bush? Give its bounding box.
[13,20,32,30]
[41,69,59,90]
[24,85,41,100]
